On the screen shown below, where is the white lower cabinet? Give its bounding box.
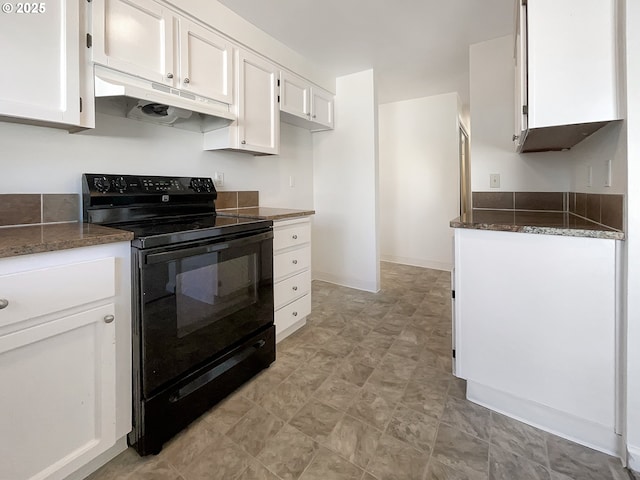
[0,243,131,480]
[273,217,312,342]
[453,228,621,455]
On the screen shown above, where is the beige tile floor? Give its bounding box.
[87,262,634,480]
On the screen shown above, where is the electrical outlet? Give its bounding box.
[604,160,612,187]
[213,172,224,188]
[490,174,500,188]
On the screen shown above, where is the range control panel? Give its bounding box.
[83,174,217,194]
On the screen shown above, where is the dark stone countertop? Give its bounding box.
[450,209,624,240]
[218,207,315,221]
[0,223,134,259]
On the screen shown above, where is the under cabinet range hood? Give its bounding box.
[94,66,235,133]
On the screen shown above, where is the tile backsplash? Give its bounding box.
[0,194,79,227]
[473,191,624,231]
[216,191,260,210]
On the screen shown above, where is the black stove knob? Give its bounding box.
[112,176,127,192]
[190,178,203,192]
[94,176,110,193]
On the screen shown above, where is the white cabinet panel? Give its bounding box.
[310,87,334,129]
[454,228,618,445]
[273,246,310,281]
[93,0,174,85]
[274,269,311,310]
[178,19,232,103]
[0,304,116,480]
[0,258,115,331]
[0,0,87,127]
[238,50,279,154]
[274,222,311,251]
[280,71,311,119]
[275,294,311,337]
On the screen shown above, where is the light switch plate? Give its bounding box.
[214,172,224,187]
[490,174,500,188]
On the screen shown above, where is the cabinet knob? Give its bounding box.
[292,311,298,317]
[292,259,298,265]
[166,73,174,79]
[512,134,520,142]
[241,140,247,145]
[292,286,298,291]
[292,234,298,240]
[104,314,115,324]
[0,299,8,309]
[183,77,190,84]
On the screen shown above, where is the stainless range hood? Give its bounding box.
[94,65,235,133]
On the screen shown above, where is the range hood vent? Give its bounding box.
[94,66,235,133]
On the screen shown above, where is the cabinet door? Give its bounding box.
[280,71,311,119]
[311,87,334,129]
[513,0,527,150]
[237,50,280,155]
[0,0,82,126]
[92,0,174,85]
[179,19,233,104]
[0,304,116,480]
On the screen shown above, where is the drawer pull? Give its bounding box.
[292,311,298,317]
[292,259,298,265]
[0,299,8,309]
[104,315,115,324]
[292,234,298,240]
[292,286,298,291]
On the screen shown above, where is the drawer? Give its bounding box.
[274,246,310,281]
[274,222,310,251]
[274,269,311,310]
[275,294,311,335]
[0,257,115,331]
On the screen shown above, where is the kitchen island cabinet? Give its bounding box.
[0,242,132,480]
[452,224,622,456]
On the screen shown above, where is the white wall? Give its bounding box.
[624,0,640,470]
[312,69,380,292]
[378,93,460,271]
[469,36,572,192]
[0,112,314,209]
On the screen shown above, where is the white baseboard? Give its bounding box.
[380,254,452,272]
[64,437,129,480]
[312,271,379,293]
[467,382,622,458]
[628,445,640,473]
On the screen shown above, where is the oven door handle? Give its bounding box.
[144,230,273,264]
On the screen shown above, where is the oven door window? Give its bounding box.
[140,235,273,397]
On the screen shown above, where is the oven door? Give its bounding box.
[138,229,273,397]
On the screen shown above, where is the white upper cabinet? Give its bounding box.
[0,0,91,129]
[514,0,620,152]
[311,87,334,129]
[279,70,334,131]
[204,48,279,155]
[178,19,233,104]
[280,71,311,119]
[92,0,233,104]
[92,0,174,85]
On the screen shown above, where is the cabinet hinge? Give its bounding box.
[277,95,280,103]
[277,79,280,87]
[452,349,456,359]
[451,290,455,299]
[522,105,528,115]
[521,0,527,5]
[79,97,83,113]
[86,33,92,48]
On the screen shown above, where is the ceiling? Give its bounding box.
[217,0,515,108]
